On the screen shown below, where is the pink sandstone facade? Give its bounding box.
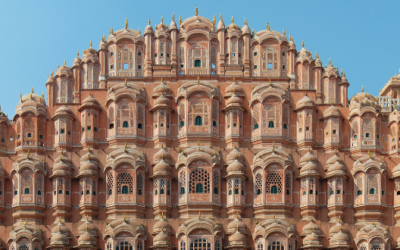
[2,9,400,250]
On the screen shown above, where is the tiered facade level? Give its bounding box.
[3,10,400,250]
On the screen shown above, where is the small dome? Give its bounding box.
[154,230,170,243]
[300,151,317,164]
[80,161,98,173]
[242,24,250,34]
[226,94,243,106]
[78,231,96,245]
[145,22,154,34]
[170,20,177,30]
[296,95,315,109]
[80,152,99,163]
[54,155,73,165]
[51,232,69,246]
[323,105,341,118]
[153,218,171,232]
[51,223,70,235]
[154,94,170,106]
[228,218,246,232]
[326,154,343,165]
[331,230,350,244]
[53,161,71,173]
[217,19,225,30]
[227,21,240,31]
[55,105,73,117]
[227,147,245,164]
[329,222,350,236]
[154,159,171,173]
[81,94,100,107]
[303,232,321,246]
[225,82,244,96]
[154,81,172,97]
[153,148,173,165]
[301,161,318,173]
[302,220,322,236]
[327,161,346,173]
[229,230,246,243]
[227,159,245,173]
[78,221,97,234]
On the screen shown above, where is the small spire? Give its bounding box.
[63,59,66,66]
[315,52,319,59]
[220,13,223,21]
[51,70,54,77]
[273,214,276,222]
[123,212,126,222]
[125,78,128,87]
[236,212,239,219]
[329,58,332,65]
[244,18,248,26]
[27,149,30,159]
[237,224,239,232]
[161,16,163,25]
[172,13,175,22]
[161,143,163,149]
[86,214,89,222]
[302,40,305,48]
[125,18,128,29]
[179,16,182,26]
[161,153,164,160]
[266,22,270,31]
[197,76,200,85]
[110,28,113,34]
[138,27,141,35]
[90,40,92,48]
[361,86,364,92]
[148,18,151,25]
[161,212,164,219]
[102,35,105,42]
[308,146,311,152]
[269,78,272,87]
[252,28,255,36]
[20,93,23,102]
[212,15,216,27]
[195,6,198,16]
[289,35,292,41]
[338,216,341,223]
[124,142,127,153]
[231,16,234,24]
[77,51,80,58]
[61,147,63,155]
[24,219,28,228]
[198,211,201,220]
[283,29,286,36]
[368,150,372,159]
[272,141,275,152]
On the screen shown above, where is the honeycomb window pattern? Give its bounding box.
[189,169,210,194]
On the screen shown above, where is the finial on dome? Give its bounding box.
[90,40,92,48]
[179,15,182,26]
[368,150,372,158]
[308,146,311,152]
[273,214,276,222]
[244,18,248,26]
[27,149,30,159]
[252,28,255,36]
[283,29,286,36]
[86,214,89,222]
[197,76,200,84]
[161,16,163,25]
[266,22,270,31]
[20,93,23,102]
[102,35,105,42]
[51,70,54,77]
[212,15,216,27]
[88,152,90,161]
[77,51,80,58]
[289,35,292,41]
[125,78,128,87]
[161,153,164,160]
[269,78,272,87]
[148,18,151,25]
[172,13,175,22]
[110,28,113,34]
[302,40,305,48]
[329,58,332,65]
[361,86,364,92]
[315,52,319,59]
[198,211,201,220]
[334,149,337,155]
[125,18,128,29]
[61,147,63,155]
[338,216,341,223]
[24,219,28,228]
[272,141,275,152]
[236,212,239,219]
[231,16,234,24]
[123,212,126,222]
[195,6,199,16]
[138,27,141,35]
[124,142,127,153]
[161,212,164,219]
[63,59,66,66]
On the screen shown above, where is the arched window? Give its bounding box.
[369,188,375,194]
[190,238,211,250]
[24,188,30,194]
[116,241,132,250]
[213,121,217,127]
[180,171,186,195]
[18,245,29,250]
[266,172,282,194]
[181,187,185,194]
[180,240,186,250]
[195,116,202,126]
[196,183,204,193]
[257,243,264,250]
[189,169,210,193]
[136,242,143,250]
[357,190,363,196]
[59,190,63,194]
[137,173,144,195]
[215,241,221,250]
[268,241,284,250]
[37,190,42,195]
[138,123,143,129]
[271,185,278,194]
[255,173,262,196]
[254,124,259,129]
[180,121,185,127]
[117,173,133,194]
[123,121,129,128]
[106,241,112,250]
[268,121,274,128]
[195,60,201,67]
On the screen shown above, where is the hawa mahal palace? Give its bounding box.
[1,8,400,250]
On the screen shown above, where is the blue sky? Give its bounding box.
[0,0,398,116]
